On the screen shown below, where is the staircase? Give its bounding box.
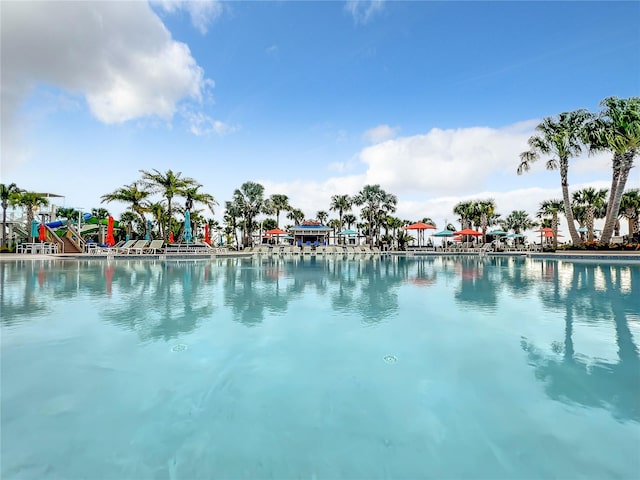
[60,236,82,253]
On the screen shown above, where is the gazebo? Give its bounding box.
[290,220,332,247]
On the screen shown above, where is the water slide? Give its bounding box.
[46,213,92,229]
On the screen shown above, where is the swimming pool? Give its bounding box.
[1,255,639,479]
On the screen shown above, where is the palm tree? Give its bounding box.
[91,207,110,244]
[329,194,352,231]
[146,202,167,239]
[342,213,357,230]
[139,169,199,240]
[420,217,436,226]
[101,182,151,229]
[537,199,564,249]
[501,210,537,238]
[267,194,291,228]
[119,211,138,240]
[316,210,328,225]
[11,192,49,241]
[183,186,218,215]
[475,199,497,241]
[287,208,305,226]
[572,187,608,242]
[619,189,640,240]
[223,201,242,248]
[453,200,475,230]
[231,181,265,247]
[518,109,592,245]
[584,97,640,243]
[353,184,397,246]
[1,183,22,247]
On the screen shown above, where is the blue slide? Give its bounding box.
[46,213,92,229]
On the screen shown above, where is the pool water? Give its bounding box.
[1,256,639,479]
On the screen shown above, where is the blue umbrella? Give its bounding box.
[433,229,455,237]
[184,210,192,243]
[31,220,39,238]
[145,219,152,241]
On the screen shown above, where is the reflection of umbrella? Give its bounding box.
[204,224,210,245]
[105,216,115,246]
[578,227,588,233]
[31,220,39,239]
[169,231,175,244]
[184,210,192,243]
[405,222,436,247]
[38,223,46,242]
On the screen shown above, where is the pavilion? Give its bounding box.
[290,220,332,246]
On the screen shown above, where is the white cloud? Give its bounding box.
[345,0,385,25]
[183,110,239,136]
[358,124,536,195]
[363,124,399,143]
[152,0,223,34]
[1,1,212,175]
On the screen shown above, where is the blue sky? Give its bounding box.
[2,0,639,236]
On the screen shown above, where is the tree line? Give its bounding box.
[1,96,638,248]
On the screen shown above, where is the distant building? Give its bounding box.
[290,220,332,246]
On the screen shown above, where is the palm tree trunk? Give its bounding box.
[552,213,559,249]
[560,165,582,245]
[601,152,634,243]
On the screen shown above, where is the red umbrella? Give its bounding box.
[169,231,175,244]
[404,222,436,247]
[454,228,482,248]
[204,224,210,245]
[265,228,289,236]
[38,223,46,242]
[105,216,115,247]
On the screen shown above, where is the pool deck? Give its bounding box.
[2,250,639,262]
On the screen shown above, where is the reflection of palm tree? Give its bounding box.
[522,261,640,422]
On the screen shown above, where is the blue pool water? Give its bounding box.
[1,255,639,479]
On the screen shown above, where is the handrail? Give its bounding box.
[44,224,65,253]
[66,224,86,252]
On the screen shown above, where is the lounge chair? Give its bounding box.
[142,239,165,254]
[114,239,138,254]
[127,240,149,254]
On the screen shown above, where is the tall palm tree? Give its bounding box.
[572,187,608,242]
[584,97,640,243]
[11,192,49,241]
[183,186,218,215]
[537,199,564,249]
[101,182,151,229]
[267,194,291,228]
[329,194,352,232]
[231,181,265,247]
[1,183,22,247]
[353,184,397,246]
[619,189,640,240]
[146,202,167,239]
[518,109,592,245]
[139,169,199,240]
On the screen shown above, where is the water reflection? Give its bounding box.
[521,260,640,423]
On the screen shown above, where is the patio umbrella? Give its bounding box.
[405,222,436,247]
[38,223,46,242]
[145,219,152,241]
[487,230,508,236]
[31,219,39,239]
[432,229,455,247]
[184,210,192,243]
[105,216,115,247]
[204,224,210,245]
[265,228,288,236]
[454,228,483,248]
[338,229,359,236]
[169,231,174,244]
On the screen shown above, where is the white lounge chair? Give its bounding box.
[142,239,165,254]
